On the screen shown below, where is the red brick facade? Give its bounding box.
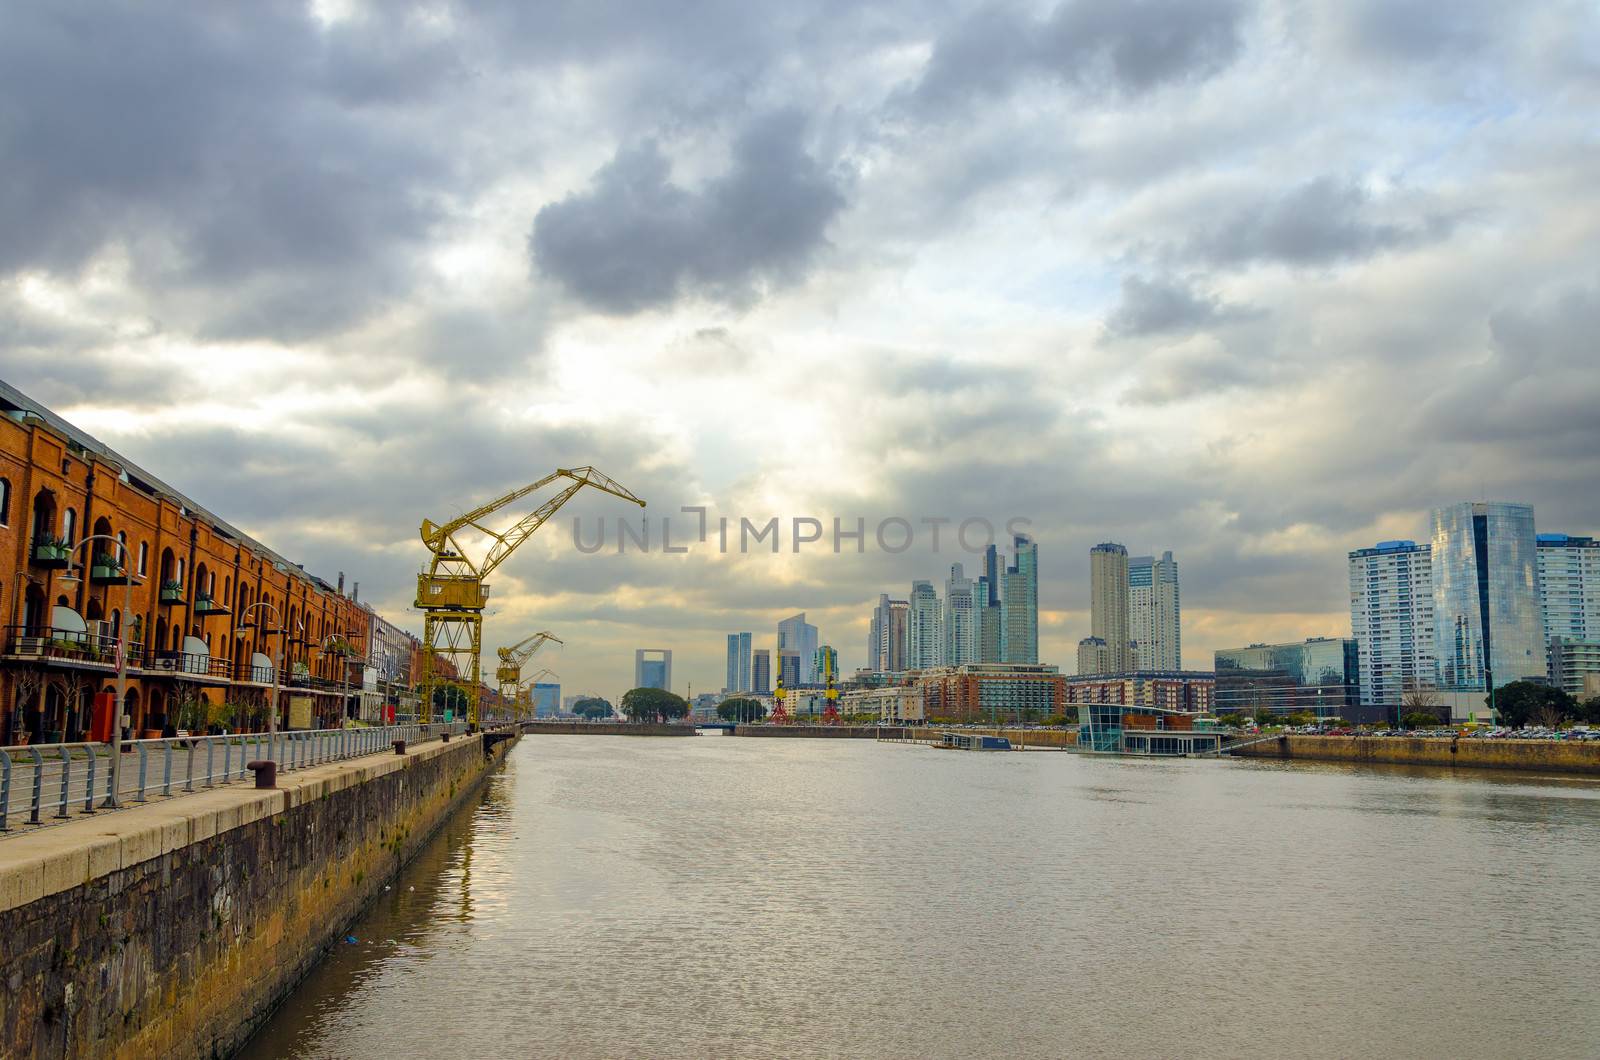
[0,392,389,743]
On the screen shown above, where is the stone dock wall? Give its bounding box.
[0,731,517,1059]
[1230,734,1600,774]
[521,721,693,736]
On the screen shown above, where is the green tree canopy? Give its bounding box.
[1491,681,1576,728]
[717,697,766,722]
[621,686,688,723]
[572,697,614,719]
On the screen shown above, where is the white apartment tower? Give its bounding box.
[1088,543,1132,674]
[1349,540,1436,707]
[1128,551,1181,671]
[1536,534,1600,644]
[907,580,943,670]
[944,563,979,666]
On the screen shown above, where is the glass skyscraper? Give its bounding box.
[1001,534,1038,664]
[725,632,752,693]
[1430,502,1545,691]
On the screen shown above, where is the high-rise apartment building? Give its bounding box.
[1348,540,1435,709]
[867,594,909,673]
[634,649,672,692]
[1431,502,1545,691]
[976,575,1003,663]
[944,563,979,666]
[1536,534,1600,644]
[751,649,772,694]
[724,632,752,693]
[908,580,943,670]
[1128,551,1180,670]
[778,613,819,682]
[814,645,839,684]
[1076,636,1110,675]
[1088,543,1132,673]
[1000,534,1039,664]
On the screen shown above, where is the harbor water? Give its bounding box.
[240,735,1600,1059]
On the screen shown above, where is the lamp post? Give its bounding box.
[60,534,140,808]
[237,602,288,750]
[319,631,359,728]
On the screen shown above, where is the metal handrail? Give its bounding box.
[0,721,473,834]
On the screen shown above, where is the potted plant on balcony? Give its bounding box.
[160,579,184,604]
[32,533,72,568]
[91,551,129,583]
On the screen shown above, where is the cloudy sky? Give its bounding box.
[3,0,1598,700]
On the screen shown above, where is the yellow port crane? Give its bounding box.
[496,631,563,713]
[416,466,645,725]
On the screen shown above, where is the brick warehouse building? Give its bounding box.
[0,380,421,744]
[912,663,1067,722]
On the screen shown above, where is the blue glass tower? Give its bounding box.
[1430,502,1545,691]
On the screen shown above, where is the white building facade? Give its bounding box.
[907,580,943,670]
[1349,540,1436,708]
[1128,551,1181,671]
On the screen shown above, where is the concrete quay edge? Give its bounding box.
[0,734,473,914]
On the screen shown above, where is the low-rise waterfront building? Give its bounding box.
[0,380,394,743]
[912,662,1065,723]
[841,684,923,723]
[1214,638,1359,719]
[1062,670,1215,714]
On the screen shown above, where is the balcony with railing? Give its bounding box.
[193,593,230,617]
[89,553,135,585]
[3,626,121,668]
[158,581,185,606]
[141,649,231,680]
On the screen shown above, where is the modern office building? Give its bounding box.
[1128,551,1180,671]
[944,563,979,666]
[531,682,561,717]
[1214,638,1359,718]
[1431,502,1545,691]
[1548,639,1600,699]
[814,644,839,684]
[1537,533,1599,647]
[866,593,908,673]
[778,649,801,689]
[1348,540,1436,709]
[724,632,752,693]
[634,649,672,692]
[1088,543,1132,673]
[751,649,772,694]
[976,578,1003,663]
[1000,533,1039,664]
[778,613,819,683]
[907,580,943,669]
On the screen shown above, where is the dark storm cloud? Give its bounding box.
[1178,177,1458,267]
[0,3,451,341]
[909,0,1247,112]
[529,112,848,314]
[1104,275,1257,337]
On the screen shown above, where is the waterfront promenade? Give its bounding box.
[0,727,517,1059]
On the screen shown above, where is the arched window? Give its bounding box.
[176,558,185,586]
[0,477,10,526]
[62,507,76,545]
[116,531,128,566]
[111,609,121,639]
[138,541,148,576]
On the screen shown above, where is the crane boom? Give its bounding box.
[415,465,645,726]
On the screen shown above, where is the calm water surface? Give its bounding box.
[240,735,1600,1059]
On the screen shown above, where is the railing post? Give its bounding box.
[56,749,70,819]
[204,738,216,788]
[136,743,149,802]
[183,739,195,792]
[0,751,11,832]
[29,748,44,825]
[162,740,173,796]
[84,747,98,814]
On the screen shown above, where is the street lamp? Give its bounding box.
[317,631,360,727]
[236,602,289,750]
[59,534,140,808]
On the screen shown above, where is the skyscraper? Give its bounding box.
[976,575,1003,662]
[724,632,752,693]
[1001,534,1038,664]
[814,645,839,684]
[944,563,979,666]
[1431,502,1545,691]
[634,649,672,691]
[778,649,802,688]
[751,649,772,694]
[907,580,943,669]
[1088,543,1131,673]
[983,543,1002,606]
[867,593,909,672]
[1536,533,1600,644]
[778,613,819,682]
[1349,540,1435,709]
[1128,551,1181,670]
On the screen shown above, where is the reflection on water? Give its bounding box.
[239,737,1600,1059]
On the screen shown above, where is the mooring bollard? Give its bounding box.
[441,731,450,743]
[393,740,407,756]
[246,760,277,789]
